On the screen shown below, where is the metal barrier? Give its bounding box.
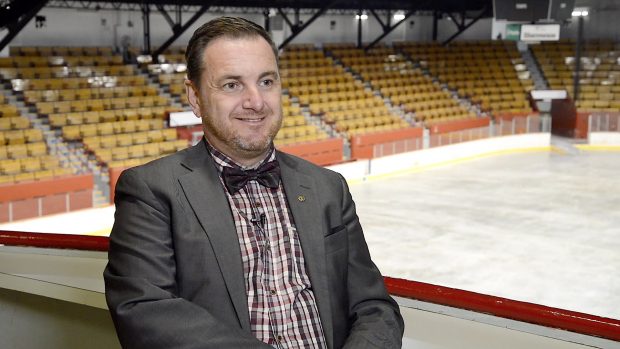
[372,136,423,158]
[588,113,620,133]
[373,115,551,156]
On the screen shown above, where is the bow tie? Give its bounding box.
[221,161,281,194]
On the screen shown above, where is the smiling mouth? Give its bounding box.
[236,116,266,123]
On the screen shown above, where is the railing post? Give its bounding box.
[605,113,610,132]
[526,115,530,133]
[587,114,592,142]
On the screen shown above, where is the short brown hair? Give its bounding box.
[185,16,278,88]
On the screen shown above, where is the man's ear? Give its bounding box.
[185,79,202,118]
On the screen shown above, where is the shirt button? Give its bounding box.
[277,335,283,341]
[270,289,277,295]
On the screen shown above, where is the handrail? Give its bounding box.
[1,230,618,342]
[0,230,109,251]
[385,277,620,342]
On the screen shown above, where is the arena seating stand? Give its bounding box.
[338,43,476,126]
[6,46,186,171]
[0,94,72,185]
[396,41,534,117]
[532,39,620,112]
[281,43,408,140]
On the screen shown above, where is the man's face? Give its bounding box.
[186,36,282,165]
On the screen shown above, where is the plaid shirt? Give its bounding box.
[206,141,327,349]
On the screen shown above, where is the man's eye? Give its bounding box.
[222,82,239,91]
[260,79,274,87]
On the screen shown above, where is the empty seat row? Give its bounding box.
[0,116,30,130]
[0,129,43,145]
[23,86,159,104]
[48,106,175,127]
[308,97,385,114]
[0,65,136,82]
[334,117,409,133]
[62,120,163,140]
[0,55,123,68]
[0,142,47,159]
[0,104,20,117]
[0,155,61,175]
[94,140,187,165]
[0,167,72,184]
[280,66,344,78]
[9,75,146,90]
[63,121,170,141]
[277,125,321,139]
[10,46,115,57]
[323,106,392,123]
[158,73,186,85]
[274,132,329,147]
[295,88,372,104]
[37,96,171,115]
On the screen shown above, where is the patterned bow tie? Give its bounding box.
[221,161,281,194]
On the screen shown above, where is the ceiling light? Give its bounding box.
[572,7,589,17]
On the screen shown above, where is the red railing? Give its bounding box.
[385,277,620,342]
[0,230,109,251]
[1,231,619,342]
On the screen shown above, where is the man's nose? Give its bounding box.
[242,85,265,111]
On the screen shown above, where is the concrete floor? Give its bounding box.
[349,150,620,320]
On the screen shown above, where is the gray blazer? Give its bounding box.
[104,141,404,349]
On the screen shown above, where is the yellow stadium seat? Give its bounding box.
[0,159,21,175]
[128,144,145,158]
[162,128,177,141]
[14,172,35,183]
[143,143,160,157]
[112,147,129,161]
[116,134,133,147]
[132,132,148,145]
[147,130,164,143]
[80,124,97,138]
[27,142,47,156]
[34,170,54,181]
[21,157,41,172]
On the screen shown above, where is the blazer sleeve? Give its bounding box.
[337,174,405,349]
[103,168,271,349]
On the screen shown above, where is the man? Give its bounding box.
[104,16,403,349]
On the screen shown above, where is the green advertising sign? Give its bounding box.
[506,23,521,41]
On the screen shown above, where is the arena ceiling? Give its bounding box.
[43,0,492,13]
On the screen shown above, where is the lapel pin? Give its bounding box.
[297,195,306,202]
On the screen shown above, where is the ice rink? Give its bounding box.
[349,150,620,320]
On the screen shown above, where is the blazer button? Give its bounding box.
[297,195,305,202]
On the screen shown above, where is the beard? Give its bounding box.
[202,107,282,157]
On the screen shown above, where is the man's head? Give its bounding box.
[185,17,282,166]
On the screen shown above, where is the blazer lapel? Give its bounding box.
[177,142,250,331]
[278,152,334,349]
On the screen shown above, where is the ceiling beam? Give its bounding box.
[151,2,212,58]
[0,0,48,53]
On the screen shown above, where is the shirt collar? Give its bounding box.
[203,137,276,173]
